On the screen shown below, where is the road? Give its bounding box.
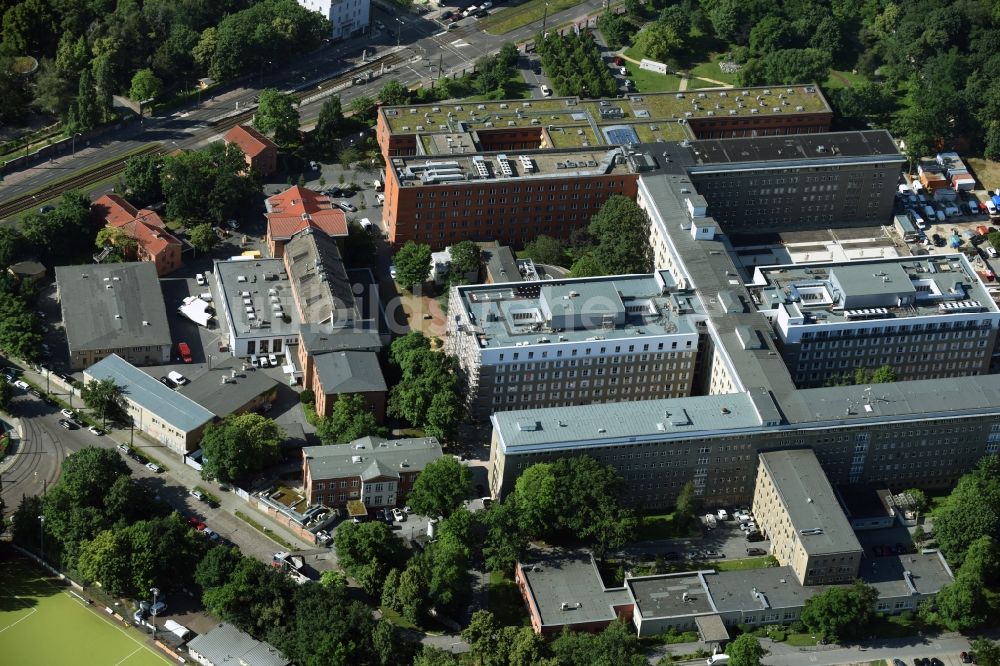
[761,633,974,666]
[0,0,615,208]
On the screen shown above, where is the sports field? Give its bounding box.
[0,554,171,666]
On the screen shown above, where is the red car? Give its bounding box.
[614,55,623,65]
[188,516,206,531]
[178,342,193,363]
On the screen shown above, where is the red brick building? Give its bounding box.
[265,186,347,258]
[301,436,442,510]
[224,125,278,176]
[91,195,182,276]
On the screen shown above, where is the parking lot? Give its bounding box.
[621,512,772,563]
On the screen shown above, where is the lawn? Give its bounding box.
[480,0,587,35]
[488,571,530,627]
[711,555,778,571]
[966,157,1000,191]
[623,62,681,93]
[785,632,820,646]
[461,71,532,102]
[824,69,869,90]
[0,554,170,666]
[687,53,740,86]
[634,512,699,541]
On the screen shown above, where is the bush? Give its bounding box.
[299,389,315,405]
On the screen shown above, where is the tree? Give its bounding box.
[726,633,768,666]
[121,153,164,205]
[194,544,243,591]
[270,583,377,666]
[934,455,1000,566]
[333,520,409,595]
[406,456,472,518]
[200,413,283,483]
[31,58,73,116]
[316,393,387,445]
[188,223,218,254]
[483,496,529,572]
[76,529,131,594]
[463,611,556,666]
[588,196,652,275]
[569,253,604,278]
[378,80,410,106]
[0,374,12,409]
[675,480,697,528]
[392,241,432,290]
[253,88,300,146]
[448,240,480,285]
[738,49,833,87]
[971,638,1000,666]
[0,227,26,270]
[522,235,568,267]
[749,16,795,56]
[903,488,928,514]
[67,69,101,133]
[413,646,459,666]
[348,95,377,121]
[128,68,162,102]
[312,96,344,156]
[81,378,126,427]
[550,619,647,666]
[161,143,259,223]
[799,581,878,642]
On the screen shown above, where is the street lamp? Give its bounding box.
[541,3,550,37]
[71,133,82,156]
[38,515,45,562]
[396,18,405,47]
[150,587,160,638]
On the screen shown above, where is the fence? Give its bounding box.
[0,118,137,177]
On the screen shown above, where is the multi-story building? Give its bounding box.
[752,450,863,586]
[265,186,347,259]
[445,272,703,418]
[748,256,1000,386]
[223,125,278,177]
[301,436,442,508]
[295,0,370,40]
[376,85,834,248]
[55,262,172,370]
[91,195,183,276]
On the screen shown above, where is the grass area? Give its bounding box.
[711,555,778,571]
[461,71,532,102]
[379,606,419,630]
[785,633,820,646]
[623,61,682,93]
[686,77,730,90]
[967,157,1000,191]
[0,554,170,666]
[687,53,739,86]
[635,512,699,541]
[488,570,530,627]
[824,69,869,90]
[234,510,297,550]
[480,0,587,35]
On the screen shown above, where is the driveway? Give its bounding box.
[620,518,771,562]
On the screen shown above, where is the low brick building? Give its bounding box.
[91,195,182,276]
[224,125,278,177]
[302,436,442,510]
[265,186,347,258]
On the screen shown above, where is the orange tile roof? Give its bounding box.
[266,186,348,240]
[92,196,181,259]
[224,125,277,159]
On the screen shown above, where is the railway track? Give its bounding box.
[0,52,408,221]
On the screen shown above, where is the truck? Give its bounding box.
[373,179,383,192]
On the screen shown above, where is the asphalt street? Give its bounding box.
[1,0,615,207]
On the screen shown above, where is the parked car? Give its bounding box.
[746,547,766,556]
[225,219,240,230]
[960,651,973,663]
[117,443,129,453]
[203,528,220,541]
[190,489,206,501]
[746,531,765,542]
[178,342,193,363]
[268,353,278,367]
[167,370,188,386]
[145,462,162,473]
[195,273,206,286]
[13,379,29,390]
[160,376,177,389]
[60,408,76,419]
[88,426,103,436]
[58,419,76,430]
[392,508,406,522]
[540,84,552,97]
[389,264,398,279]
[440,10,453,19]
[337,201,357,212]
[188,517,206,531]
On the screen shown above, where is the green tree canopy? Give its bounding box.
[377,80,410,106]
[587,196,652,275]
[447,240,480,285]
[161,143,259,223]
[387,333,463,440]
[934,455,1000,566]
[348,95,377,121]
[200,413,283,483]
[80,377,126,426]
[726,633,769,666]
[406,456,473,518]
[333,520,409,596]
[316,393,387,445]
[188,223,218,254]
[128,68,162,101]
[121,153,164,206]
[799,581,878,642]
[549,619,647,666]
[311,96,344,156]
[522,235,568,267]
[253,88,300,146]
[0,374,12,409]
[392,241,432,291]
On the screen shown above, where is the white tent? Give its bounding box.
[163,619,190,640]
[178,296,213,327]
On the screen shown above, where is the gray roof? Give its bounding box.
[859,551,954,598]
[492,392,761,453]
[683,130,903,171]
[703,566,825,613]
[483,245,522,282]
[455,271,701,349]
[759,450,862,557]
[283,228,359,325]
[303,436,442,481]
[177,357,279,418]
[627,572,715,619]
[83,354,214,433]
[313,350,386,394]
[187,623,289,666]
[299,323,382,354]
[520,549,632,628]
[55,262,171,352]
[214,258,300,339]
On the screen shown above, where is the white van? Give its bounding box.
[167,370,188,386]
[360,217,374,231]
[706,655,730,665]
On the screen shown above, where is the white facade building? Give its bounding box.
[296,0,370,40]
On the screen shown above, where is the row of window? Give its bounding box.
[414,180,627,197]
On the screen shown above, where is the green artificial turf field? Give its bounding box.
[0,554,170,666]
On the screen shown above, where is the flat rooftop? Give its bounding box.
[627,572,714,619]
[391,147,631,187]
[455,272,701,349]
[520,550,632,628]
[55,262,171,352]
[759,450,863,557]
[381,85,831,138]
[860,551,954,598]
[750,255,999,327]
[177,357,279,418]
[685,130,901,170]
[492,392,762,453]
[703,566,825,613]
[215,258,301,339]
